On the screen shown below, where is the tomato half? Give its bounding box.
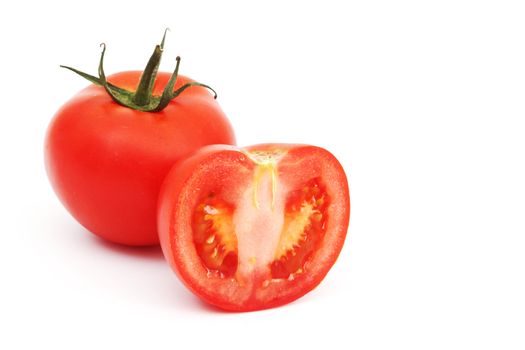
[158,144,350,311]
[45,71,235,245]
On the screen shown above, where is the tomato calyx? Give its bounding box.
[60,29,217,112]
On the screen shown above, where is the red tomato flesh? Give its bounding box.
[158,144,350,311]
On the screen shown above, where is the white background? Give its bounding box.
[1,1,524,349]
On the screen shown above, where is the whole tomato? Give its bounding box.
[45,34,235,246]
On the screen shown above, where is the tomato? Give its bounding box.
[158,144,350,311]
[45,36,235,246]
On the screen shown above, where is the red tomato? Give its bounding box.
[158,144,350,311]
[45,69,235,245]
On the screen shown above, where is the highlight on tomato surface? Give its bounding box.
[45,31,235,246]
[158,144,350,311]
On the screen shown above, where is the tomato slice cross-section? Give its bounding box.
[158,144,350,311]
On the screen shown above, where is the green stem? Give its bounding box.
[60,29,217,112]
[97,44,136,108]
[152,56,182,112]
[132,28,169,106]
[132,44,162,106]
[59,65,128,94]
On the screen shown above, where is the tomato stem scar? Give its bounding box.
[243,149,285,210]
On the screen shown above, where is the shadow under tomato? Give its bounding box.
[87,233,166,261]
[70,225,321,313]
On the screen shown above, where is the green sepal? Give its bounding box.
[60,29,217,113]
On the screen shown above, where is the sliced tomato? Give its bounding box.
[158,144,350,311]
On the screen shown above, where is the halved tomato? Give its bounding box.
[158,144,350,311]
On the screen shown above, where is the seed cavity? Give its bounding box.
[270,179,329,280]
[193,200,238,278]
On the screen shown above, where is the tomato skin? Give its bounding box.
[158,144,349,311]
[45,72,236,246]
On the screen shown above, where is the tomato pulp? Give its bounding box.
[158,144,349,311]
[45,72,235,245]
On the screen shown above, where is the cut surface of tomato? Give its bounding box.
[158,144,350,311]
